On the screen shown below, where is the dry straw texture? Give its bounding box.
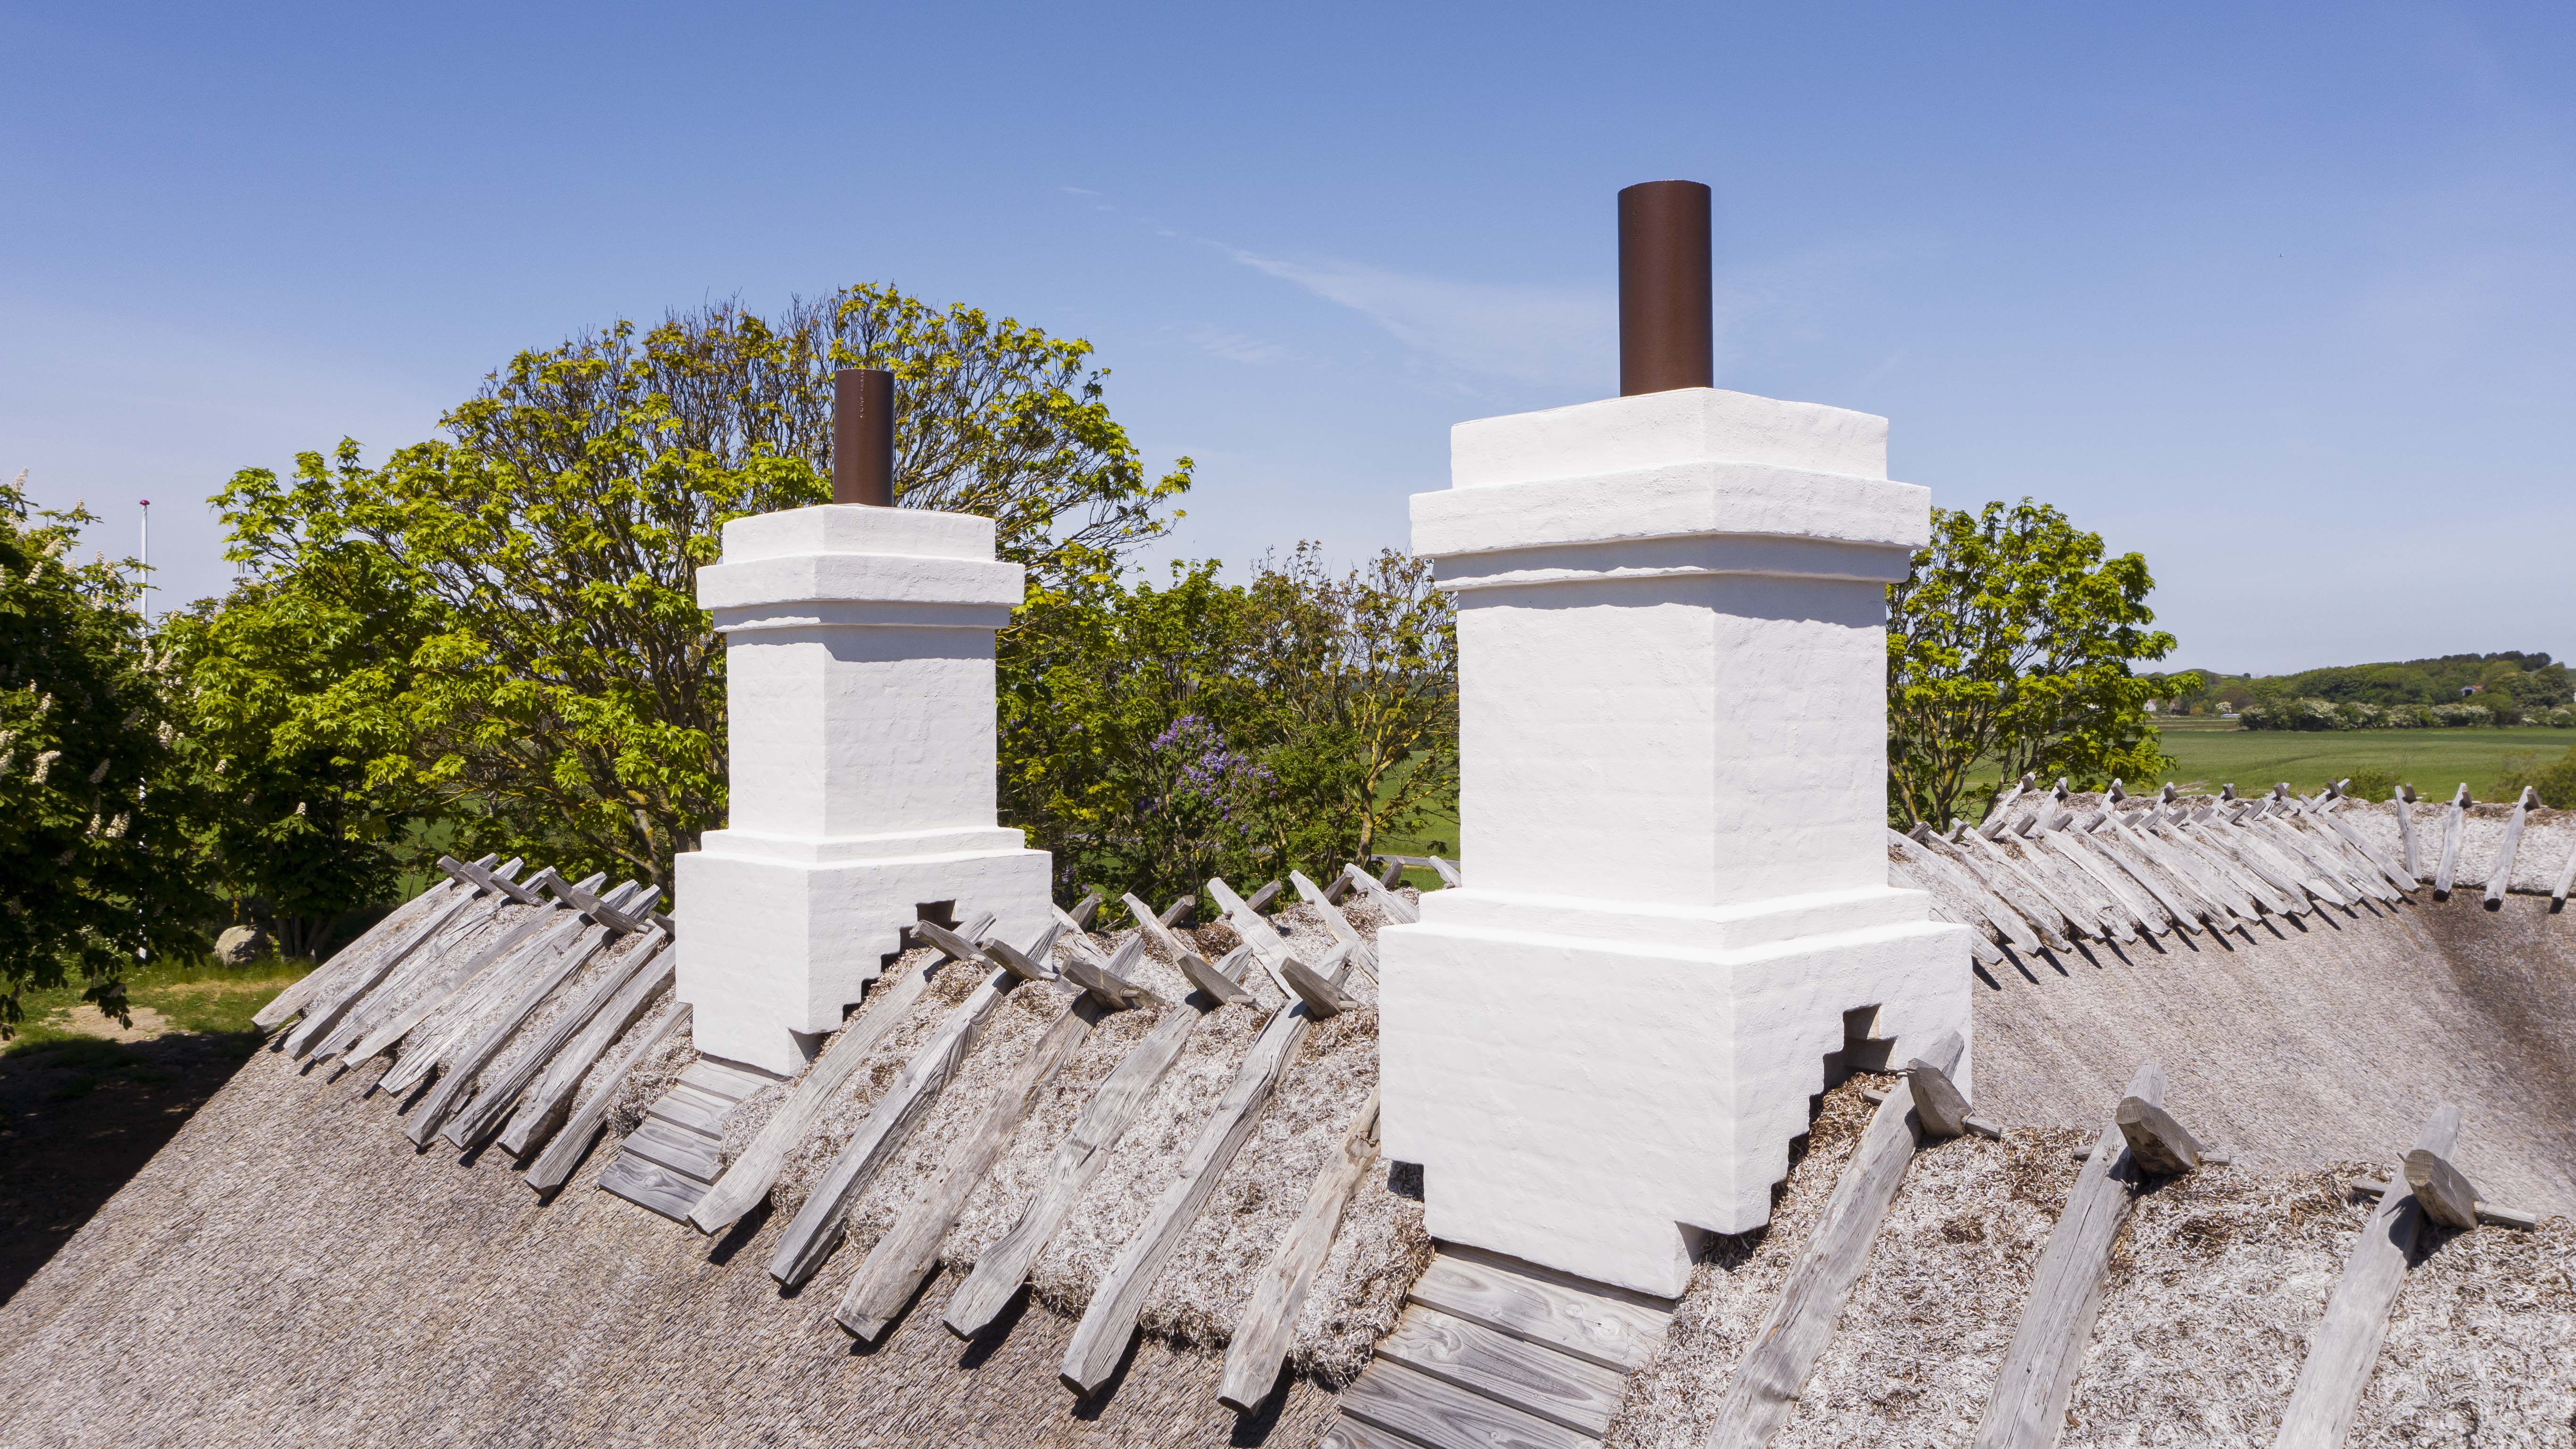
[0,1047,1337,1449]
[1609,1080,2576,1448]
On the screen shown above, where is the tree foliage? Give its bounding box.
[212,287,1191,887]
[1885,499,2194,829]
[998,548,1457,913]
[0,475,208,1032]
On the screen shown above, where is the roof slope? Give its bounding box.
[0,1041,1339,1448]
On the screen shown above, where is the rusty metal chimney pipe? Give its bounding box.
[832,367,896,506]
[1617,180,1714,395]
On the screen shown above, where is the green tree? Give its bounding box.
[157,548,438,957]
[0,475,209,1033]
[212,287,1191,887]
[1236,545,1457,871]
[1886,499,2195,829]
[999,562,1268,906]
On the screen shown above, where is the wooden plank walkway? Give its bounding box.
[598,1056,784,1223]
[1321,1244,1674,1448]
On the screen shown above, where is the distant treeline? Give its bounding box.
[2153,651,2574,728]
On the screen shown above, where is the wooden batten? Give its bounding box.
[2273,1106,2466,1449]
[523,1001,690,1194]
[1704,1031,1967,1447]
[500,950,676,1158]
[1892,830,2046,954]
[1175,946,1257,1007]
[253,856,498,1030]
[1057,945,1357,1396]
[941,948,1253,1339]
[1339,863,1422,926]
[1219,1091,1381,1414]
[2433,785,2470,899]
[836,995,1106,1343]
[1291,870,1380,980]
[282,881,502,1059]
[1068,890,1103,929]
[2485,788,2537,909]
[333,882,596,1067]
[349,901,593,1083]
[766,961,1024,1289]
[1210,876,1299,999]
[443,936,671,1151]
[1281,943,1362,1019]
[1972,1060,2163,1449]
[407,911,637,1145]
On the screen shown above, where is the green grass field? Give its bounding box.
[2135,721,2576,799]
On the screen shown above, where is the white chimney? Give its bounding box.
[673,504,1053,1075]
[1378,383,1973,1297]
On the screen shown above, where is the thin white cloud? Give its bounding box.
[1183,325,1289,365]
[1059,185,1102,196]
[1226,249,1611,387]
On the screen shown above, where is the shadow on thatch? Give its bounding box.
[0,1029,264,1305]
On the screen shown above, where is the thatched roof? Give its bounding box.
[6,784,2576,1447]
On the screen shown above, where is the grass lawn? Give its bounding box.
[1,953,314,1304]
[2138,722,2576,799]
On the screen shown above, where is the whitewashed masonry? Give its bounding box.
[674,505,1052,1075]
[1380,385,1974,1297]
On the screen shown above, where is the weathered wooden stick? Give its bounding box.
[1339,862,1422,926]
[2183,818,2313,915]
[1246,880,1283,912]
[1280,942,1361,1018]
[1707,1033,1968,1448]
[2022,830,2136,943]
[1905,1032,1972,1138]
[1068,890,1103,929]
[499,949,675,1157]
[917,920,1046,982]
[687,940,961,1234]
[2345,1174,2537,1230]
[331,880,598,1066]
[282,879,505,1057]
[522,1000,689,1194]
[2115,1087,2205,1177]
[1175,944,1257,1006]
[409,920,635,1145]
[1376,858,1404,889]
[941,948,1252,1338]
[1937,833,2077,949]
[253,859,497,1029]
[2237,820,2358,908]
[2484,788,2536,909]
[377,886,644,1099]
[1058,949,1354,1395]
[1427,856,1464,889]
[1321,869,1353,905]
[2554,839,2576,913]
[2433,784,2470,899]
[1120,890,1219,980]
[546,869,667,935]
[1060,954,1153,1011]
[2287,810,2407,901]
[2308,807,2418,894]
[314,873,574,1062]
[1217,1090,1382,1415]
[836,994,1104,1342]
[1290,870,1380,979]
[2261,815,2385,904]
[2273,1106,2464,1449]
[2118,815,2257,924]
[363,912,592,1091]
[768,940,1040,1288]
[1894,830,2047,953]
[2081,822,2205,932]
[438,852,545,905]
[1970,831,2116,943]
[1971,1060,2161,1449]
[2392,787,2420,878]
[442,936,668,1151]
[1211,876,1298,998]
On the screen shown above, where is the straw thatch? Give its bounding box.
[1609,1079,2576,1449]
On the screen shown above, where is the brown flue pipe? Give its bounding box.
[833,367,896,506]
[1618,180,1714,395]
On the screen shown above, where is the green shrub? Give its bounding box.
[2496,748,2576,809]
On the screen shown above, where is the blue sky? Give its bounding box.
[6,1,2571,675]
